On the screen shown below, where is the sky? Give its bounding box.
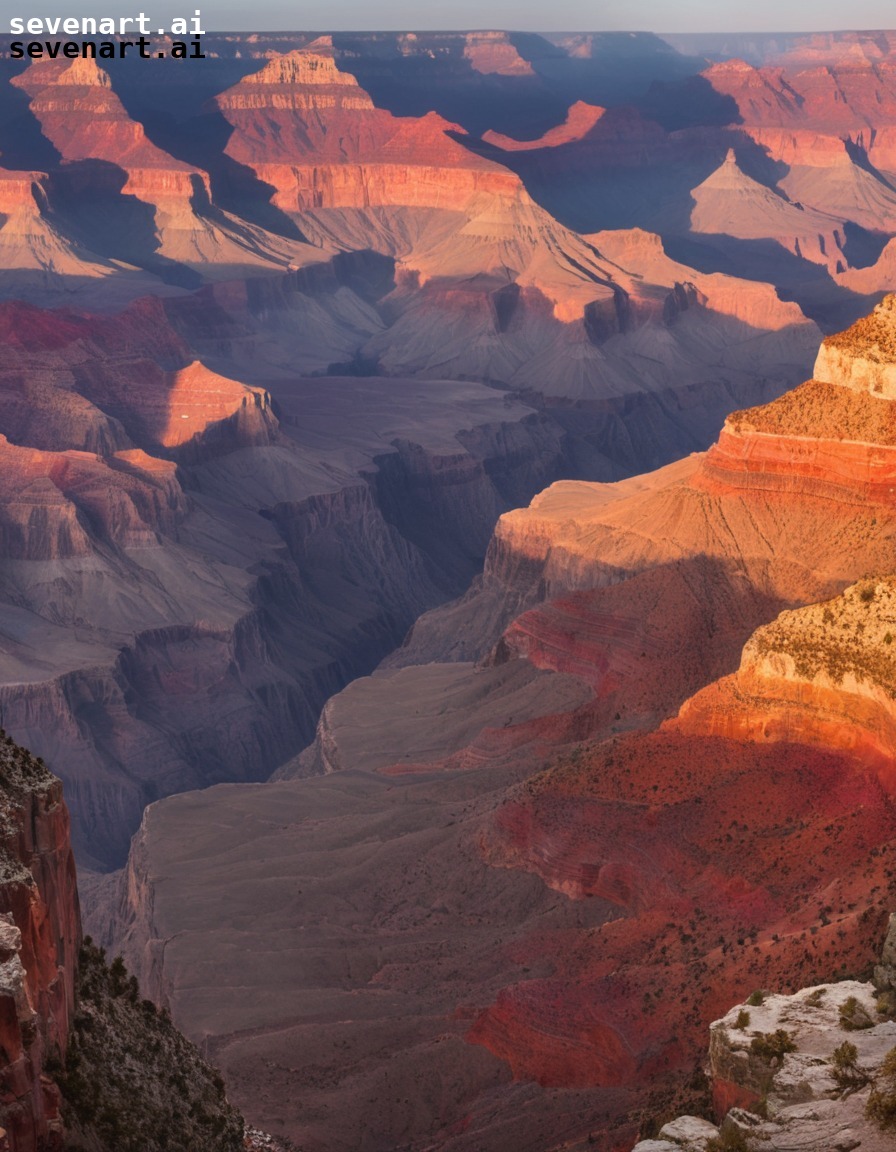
[2,0,895,33]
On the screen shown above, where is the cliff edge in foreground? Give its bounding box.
[0,734,245,1152]
[633,917,896,1152]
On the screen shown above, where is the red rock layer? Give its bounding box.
[215,40,521,213]
[705,57,896,134]
[12,59,205,204]
[0,297,275,461]
[483,101,606,150]
[696,421,896,504]
[472,725,896,1134]
[0,751,80,1152]
[0,173,42,217]
[460,302,896,1138]
[703,56,896,175]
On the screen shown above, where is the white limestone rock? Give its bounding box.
[658,1115,721,1147]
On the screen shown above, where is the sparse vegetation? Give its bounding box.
[58,940,245,1152]
[826,295,896,363]
[867,1046,896,1129]
[878,990,896,1018]
[706,1125,750,1152]
[840,995,875,1031]
[831,1040,871,1092]
[734,1009,751,1031]
[746,990,766,1007]
[730,375,896,444]
[750,1029,797,1063]
[750,579,896,693]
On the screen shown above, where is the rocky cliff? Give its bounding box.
[11,58,313,278]
[0,733,246,1152]
[0,736,78,1152]
[632,918,896,1151]
[396,292,896,670]
[0,292,614,866]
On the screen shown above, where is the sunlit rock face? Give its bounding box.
[216,40,523,213]
[10,58,315,276]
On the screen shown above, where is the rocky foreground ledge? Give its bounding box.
[633,918,896,1152]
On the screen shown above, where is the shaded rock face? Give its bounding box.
[0,735,247,1152]
[0,246,812,869]
[0,291,611,867]
[0,738,79,1152]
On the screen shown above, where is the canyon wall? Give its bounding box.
[100,296,896,1151]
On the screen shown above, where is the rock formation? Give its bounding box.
[12,58,313,277]
[0,288,631,866]
[0,727,251,1151]
[632,920,896,1151]
[210,39,819,398]
[0,166,129,299]
[7,31,896,1151]
[0,736,78,1152]
[100,295,896,1150]
[482,100,606,150]
[690,148,846,270]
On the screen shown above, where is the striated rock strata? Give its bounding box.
[104,297,896,1151]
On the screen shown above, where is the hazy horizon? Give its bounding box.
[2,0,895,35]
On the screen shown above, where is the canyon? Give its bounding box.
[2,24,896,1152]
[98,298,896,1150]
[0,38,833,871]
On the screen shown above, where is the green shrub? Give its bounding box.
[750,1029,797,1063]
[868,1047,896,1129]
[706,1126,750,1152]
[840,995,874,1031]
[734,1009,751,1031]
[831,1040,870,1091]
[746,990,766,1007]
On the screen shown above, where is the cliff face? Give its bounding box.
[397,292,896,672]
[678,577,896,768]
[211,36,820,398]
[0,737,79,1152]
[0,292,611,866]
[13,59,199,193]
[216,41,522,213]
[0,735,249,1152]
[11,58,315,277]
